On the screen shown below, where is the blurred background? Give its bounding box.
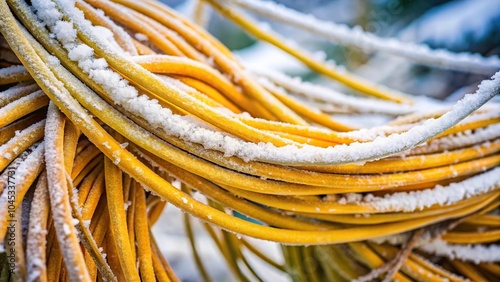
[153,1,500,281]
[160,0,500,101]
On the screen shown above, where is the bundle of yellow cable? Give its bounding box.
[0,0,498,281]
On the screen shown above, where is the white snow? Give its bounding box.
[0,120,45,162]
[220,0,500,75]
[0,89,46,124]
[372,234,500,263]
[254,68,418,116]
[344,167,500,212]
[0,82,40,107]
[101,141,111,149]
[419,239,500,263]
[134,32,148,41]
[0,143,45,238]
[0,64,29,79]
[18,0,500,278]
[33,0,500,168]
[403,123,500,156]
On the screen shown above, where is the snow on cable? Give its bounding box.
[42,0,500,167]
[221,0,500,75]
[354,167,500,212]
[254,68,417,116]
[372,234,500,263]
